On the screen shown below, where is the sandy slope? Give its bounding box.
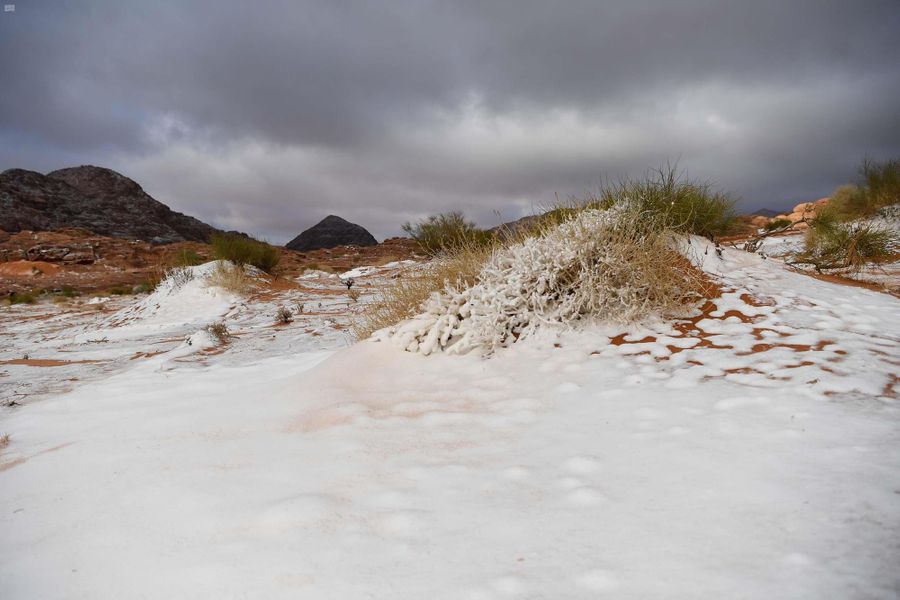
[1,246,898,599]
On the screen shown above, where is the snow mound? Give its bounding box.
[100,261,240,333]
[389,209,703,355]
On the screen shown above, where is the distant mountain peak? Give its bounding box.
[286,215,378,251]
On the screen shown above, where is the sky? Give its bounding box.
[2,0,899,243]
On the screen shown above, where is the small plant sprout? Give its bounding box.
[275,306,294,324]
[342,277,355,290]
[347,288,361,303]
[0,433,10,449]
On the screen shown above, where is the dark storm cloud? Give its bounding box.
[2,0,899,241]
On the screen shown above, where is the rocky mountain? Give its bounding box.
[285,215,378,251]
[0,165,220,243]
[750,208,782,218]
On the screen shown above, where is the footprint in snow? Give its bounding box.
[501,466,531,481]
[634,407,663,419]
[576,569,619,591]
[491,575,527,595]
[715,396,770,411]
[567,486,604,506]
[556,382,580,393]
[563,455,601,474]
[377,511,422,537]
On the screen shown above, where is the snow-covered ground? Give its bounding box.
[1,248,899,599]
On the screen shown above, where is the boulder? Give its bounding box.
[285,215,378,251]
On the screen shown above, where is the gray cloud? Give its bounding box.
[2,0,899,242]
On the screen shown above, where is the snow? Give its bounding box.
[2,247,899,598]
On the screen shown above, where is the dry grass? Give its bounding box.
[208,262,253,294]
[351,241,493,339]
[275,306,293,324]
[205,321,231,344]
[0,433,9,449]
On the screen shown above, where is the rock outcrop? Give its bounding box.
[285,215,378,251]
[771,198,830,231]
[0,165,221,243]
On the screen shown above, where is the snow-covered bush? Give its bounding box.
[388,207,706,355]
[351,242,492,340]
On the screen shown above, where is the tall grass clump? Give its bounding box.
[171,247,205,267]
[827,158,900,220]
[595,165,736,239]
[210,233,281,274]
[208,261,252,294]
[402,211,494,255]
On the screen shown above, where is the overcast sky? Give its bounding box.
[2,1,899,242]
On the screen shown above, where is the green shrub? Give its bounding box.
[861,157,900,212]
[828,158,900,220]
[108,286,131,295]
[764,218,792,232]
[596,165,737,238]
[210,233,281,274]
[172,247,205,267]
[402,211,494,255]
[9,291,37,304]
[799,217,895,272]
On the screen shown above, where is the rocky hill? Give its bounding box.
[0,165,220,243]
[286,215,378,251]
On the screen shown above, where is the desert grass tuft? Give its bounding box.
[592,164,737,239]
[208,261,253,294]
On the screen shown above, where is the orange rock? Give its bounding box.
[0,260,61,277]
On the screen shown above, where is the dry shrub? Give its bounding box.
[347,288,361,302]
[351,241,493,340]
[390,207,708,354]
[205,321,231,344]
[208,261,252,294]
[275,306,293,324]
